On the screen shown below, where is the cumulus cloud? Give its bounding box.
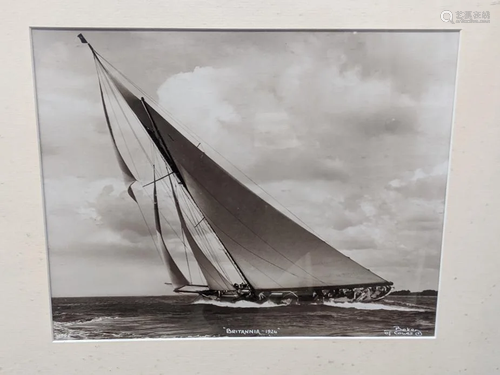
[153,33,455,292]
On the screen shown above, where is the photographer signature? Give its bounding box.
[384,326,422,337]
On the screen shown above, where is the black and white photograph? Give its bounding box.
[31,29,459,340]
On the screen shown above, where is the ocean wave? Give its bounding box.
[53,319,137,341]
[384,299,436,311]
[72,316,120,325]
[53,321,91,340]
[323,301,427,312]
[192,299,285,309]
[193,299,429,312]
[53,319,220,341]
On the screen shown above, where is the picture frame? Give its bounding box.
[1,0,499,373]
[34,27,455,340]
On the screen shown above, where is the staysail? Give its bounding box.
[104,71,391,291]
[153,173,190,289]
[170,179,235,291]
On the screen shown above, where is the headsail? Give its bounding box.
[170,179,235,291]
[92,46,192,290]
[153,173,190,289]
[104,71,391,291]
[96,72,137,202]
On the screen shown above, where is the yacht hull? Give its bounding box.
[189,286,393,305]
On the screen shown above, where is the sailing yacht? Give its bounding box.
[78,33,393,305]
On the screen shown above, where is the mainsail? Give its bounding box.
[105,75,390,291]
[81,34,392,293]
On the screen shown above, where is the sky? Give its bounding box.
[32,30,459,297]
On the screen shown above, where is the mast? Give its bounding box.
[140,97,186,187]
[140,97,254,291]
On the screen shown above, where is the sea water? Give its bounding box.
[52,295,437,340]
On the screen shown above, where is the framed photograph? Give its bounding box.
[2,0,499,374]
[32,28,457,340]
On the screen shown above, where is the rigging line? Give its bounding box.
[95,51,323,241]
[101,67,191,248]
[143,172,174,188]
[98,133,183,245]
[175,186,220,271]
[152,169,188,238]
[178,191,210,242]
[197,267,204,284]
[100,71,147,168]
[96,62,139,176]
[98,66,144,181]
[181,209,213,262]
[143,188,184,244]
[137,200,164,260]
[99,59,177,190]
[190,256,229,291]
[194,224,227,271]
[99,58,186,194]
[145,170,192,246]
[181,169,326,284]
[175,181,247,284]
[99,65,155,169]
[195,217,206,228]
[127,166,190,248]
[111,164,186,248]
[204,219,286,287]
[173,178,234,283]
[188,223,223,272]
[182,228,193,283]
[176,185,230,275]
[103,85,180,197]
[185,212,232,280]
[151,124,155,169]
[169,177,231,291]
[225,166,321,239]
[96,53,199,144]
[177,188,231,268]
[93,52,201,142]
[198,233,244,282]
[92,58,163,262]
[173,206,195,283]
[158,166,200,284]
